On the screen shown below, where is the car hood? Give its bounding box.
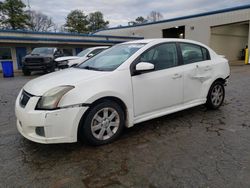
[23,68,108,96]
[55,56,79,62]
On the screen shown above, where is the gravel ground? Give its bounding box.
[0,66,250,188]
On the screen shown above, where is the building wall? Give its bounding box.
[97,8,250,58]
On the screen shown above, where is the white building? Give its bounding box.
[96,5,250,62]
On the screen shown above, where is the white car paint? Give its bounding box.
[15,39,230,144]
[55,46,109,67]
[55,56,79,62]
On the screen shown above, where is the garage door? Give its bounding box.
[210,22,249,61]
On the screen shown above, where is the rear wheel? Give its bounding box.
[206,81,225,109]
[79,100,125,146]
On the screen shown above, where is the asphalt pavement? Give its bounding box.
[1,65,250,188]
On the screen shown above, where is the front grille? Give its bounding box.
[25,58,44,64]
[20,90,33,108]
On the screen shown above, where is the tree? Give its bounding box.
[88,11,109,32]
[135,16,147,24]
[26,10,55,32]
[0,0,29,30]
[128,21,136,26]
[147,11,163,22]
[0,2,4,27]
[64,10,89,33]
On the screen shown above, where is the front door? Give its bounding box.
[132,43,183,117]
[16,47,27,69]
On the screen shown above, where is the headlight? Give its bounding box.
[36,86,74,110]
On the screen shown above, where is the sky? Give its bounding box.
[20,0,250,27]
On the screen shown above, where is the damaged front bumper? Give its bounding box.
[15,91,88,144]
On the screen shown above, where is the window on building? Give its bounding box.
[62,49,73,56]
[0,48,12,60]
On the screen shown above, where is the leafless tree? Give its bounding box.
[147,11,163,22]
[26,10,55,32]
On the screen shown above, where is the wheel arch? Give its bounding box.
[77,96,129,141]
[213,77,226,84]
[206,77,226,98]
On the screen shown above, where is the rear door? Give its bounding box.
[178,43,213,103]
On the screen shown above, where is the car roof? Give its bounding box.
[88,46,110,50]
[124,38,209,48]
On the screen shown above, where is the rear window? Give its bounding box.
[180,43,210,64]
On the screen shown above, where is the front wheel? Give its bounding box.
[206,81,225,109]
[79,100,125,146]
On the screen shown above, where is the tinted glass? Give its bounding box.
[180,43,203,64]
[139,43,178,71]
[31,48,54,55]
[90,48,106,56]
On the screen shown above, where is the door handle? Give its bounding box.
[172,73,182,79]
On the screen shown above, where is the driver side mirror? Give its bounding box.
[135,62,154,73]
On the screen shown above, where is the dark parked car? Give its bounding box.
[22,47,63,76]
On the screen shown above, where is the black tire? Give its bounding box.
[22,68,31,76]
[50,66,55,72]
[206,81,225,109]
[79,100,125,146]
[50,63,56,72]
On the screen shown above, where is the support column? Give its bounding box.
[248,21,250,64]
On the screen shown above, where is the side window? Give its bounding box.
[90,49,104,56]
[180,43,203,64]
[201,47,210,60]
[139,43,178,71]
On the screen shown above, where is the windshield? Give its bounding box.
[77,49,92,57]
[31,47,54,55]
[78,43,145,71]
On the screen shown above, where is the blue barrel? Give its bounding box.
[1,61,14,77]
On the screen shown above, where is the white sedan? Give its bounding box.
[15,39,230,145]
[55,46,109,68]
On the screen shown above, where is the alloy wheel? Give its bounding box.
[211,84,224,106]
[91,107,120,140]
